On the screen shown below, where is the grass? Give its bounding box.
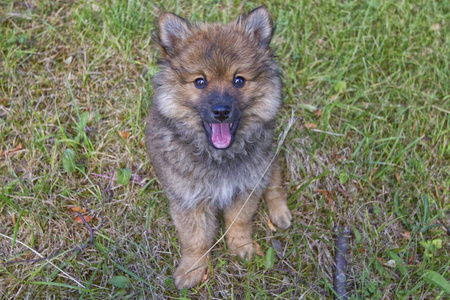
[0,0,449,298]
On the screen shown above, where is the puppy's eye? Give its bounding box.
[233,76,246,88]
[194,78,207,89]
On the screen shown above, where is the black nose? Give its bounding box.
[212,105,231,122]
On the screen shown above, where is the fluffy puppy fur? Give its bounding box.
[145,6,292,289]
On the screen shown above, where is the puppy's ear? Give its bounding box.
[158,12,191,56]
[239,6,274,47]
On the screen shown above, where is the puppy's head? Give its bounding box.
[154,7,281,149]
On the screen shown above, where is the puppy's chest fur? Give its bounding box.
[146,112,275,209]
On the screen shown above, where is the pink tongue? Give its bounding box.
[211,123,231,149]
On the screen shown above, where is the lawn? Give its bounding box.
[0,0,449,299]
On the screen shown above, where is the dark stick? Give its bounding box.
[77,212,94,244]
[333,227,352,300]
[438,217,450,235]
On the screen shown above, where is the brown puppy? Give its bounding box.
[145,6,292,289]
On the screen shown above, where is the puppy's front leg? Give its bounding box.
[263,159,292,229]
[223,193,260,260]
[170,202,217,289]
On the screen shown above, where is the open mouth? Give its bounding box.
[203,122,236,149]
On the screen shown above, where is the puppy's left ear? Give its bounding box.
[239,6,274,47]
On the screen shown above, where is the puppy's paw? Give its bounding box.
[269,204,292,229]
[229,239,254,260]
[173,257,208,289]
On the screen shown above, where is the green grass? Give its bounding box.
[1,0,449,298]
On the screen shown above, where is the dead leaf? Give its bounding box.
[74,215,94,224]
[91,3,100,11]
[118,131,131,139]
[272,239,282,252]
[386,260,396,268]
[400,232,411,240]
[201,268,209,283]
[408,251,415,265]
[332,153,347,161]
[313,109,322,118]
[70,206,87,213]
[254,241,264,257]
[65,56,73,65]
[267,218,277,232]
[131,174,146,187]
[431,23,441,31]
[1,143,23,157]
[395,173,401,184]
[304,123,317,129]
[337,185,350,198]
[315,189,334,208]
[324,192,333,205]
[0,96,6,104]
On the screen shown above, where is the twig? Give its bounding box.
[292,276,329,299]
[333,227,352,300]
[432,105,450,114]
[311,129,345,136]
[77,212,95,244]
[91,172,116,180]
[91,171,146,187]
[0,232,86,289]
[106,79,135,97]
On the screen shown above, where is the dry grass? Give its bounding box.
[1,0,449,299]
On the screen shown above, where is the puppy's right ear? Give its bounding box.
[158,12,191,56]
[239,6,273,48]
